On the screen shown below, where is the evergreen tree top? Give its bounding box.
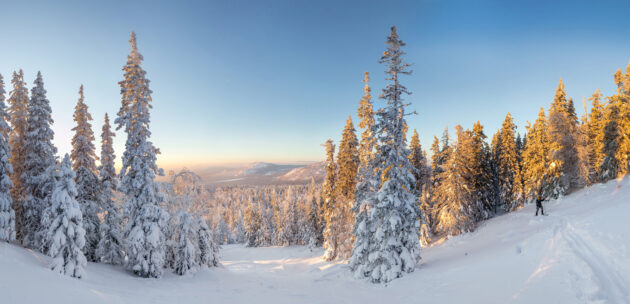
[410,129,421,149]
[130,31,137,51]
[379,26,412,104]
[441,127,450,151]
[357,72,374,130]
[0,74,8,138]
[71,85,97,173]
[551,78,568,114]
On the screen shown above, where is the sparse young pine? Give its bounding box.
[7,70,29,242]
[116,32,169,278]
[95,113,124,265]
[521,108,562,200]
[350,26,420,283]
[22,72,58,251]
[47,154,87,279]
[71,85,101,261]
[0,74,16,242]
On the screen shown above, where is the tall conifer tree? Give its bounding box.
[116,32,169,278]
[349,72,379,272]
[434,126,478,236]
[7,70,29,241]
[598,104,621,181]
[350,27,420,283]
[522,108,562,200]
[494,113,523,211]
[584,89,605,183]
[610,63,630,175]
[95,113,124,265]
[548,79,583,193]
[71,85,101,261]
[321,139,339,260]
[409,129,429,195]
[0,74,15,242]
[22,72,57,250]
[470,121,494,218]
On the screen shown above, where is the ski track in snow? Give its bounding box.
[0,177,629,303]
[561,222,629,303]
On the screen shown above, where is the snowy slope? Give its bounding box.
[275,161,325,183]
[1,177,629,303]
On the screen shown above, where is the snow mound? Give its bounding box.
[1,177,629,303]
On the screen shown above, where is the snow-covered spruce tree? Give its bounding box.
[197,216,219,267]
[0,74,16,242]
[280,187,302,245]
[243,197,263,247]
[22,72,58,250]
[583,90,605,183]
[116,32,169,278]
[521,108,562,200]
[7,70,29,242]
[409,129,430,196]
[609,66,630,176]
[349,71,380,269]
[408,129,431,245]
[350,26,421,283]
[174,210,197,275]
[321,139,339,260]
[430,128,451,192]
[47,154,87,279]
[166,169,219,271]
[493,113,524,211]
[434,126,478,236]
[469,121,494,220]
[327,116,358,259]
[70,85,101,261]
[95,113,124,265]
[598,103,621,182]
[548,79,584,193]
[305,177,323,249]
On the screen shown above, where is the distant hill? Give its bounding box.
[275,162,325,183]
[169,162,324,185]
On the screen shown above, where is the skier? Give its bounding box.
[535,196,545,216]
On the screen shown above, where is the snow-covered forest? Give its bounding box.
[0,18,629,303]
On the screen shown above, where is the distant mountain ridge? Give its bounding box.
[175,162,325,185]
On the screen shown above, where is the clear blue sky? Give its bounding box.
[2,0,630,168]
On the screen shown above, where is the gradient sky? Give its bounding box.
[2,0,630,169]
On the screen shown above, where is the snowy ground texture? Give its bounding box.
[1,177,629,304]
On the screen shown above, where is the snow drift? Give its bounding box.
[0,176,629,303]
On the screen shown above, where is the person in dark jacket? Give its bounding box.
[535,196,545,216]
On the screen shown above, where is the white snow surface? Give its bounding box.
[1,177,629,303]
